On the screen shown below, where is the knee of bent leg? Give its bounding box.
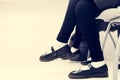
[75,1,94,18]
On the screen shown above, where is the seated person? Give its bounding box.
[40,0,120,79]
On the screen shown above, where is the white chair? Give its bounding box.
[100,8,120,80]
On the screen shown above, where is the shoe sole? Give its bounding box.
[40,53,71,62]
[69,72,108,79]
[39,55,59,62]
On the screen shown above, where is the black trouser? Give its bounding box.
[57,0,103,62]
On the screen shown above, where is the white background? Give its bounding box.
[0,0,120,80]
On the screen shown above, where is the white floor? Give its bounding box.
[0,0,120,80]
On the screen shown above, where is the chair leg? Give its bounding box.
[101,22,119,80]
[113,36,120,80]
[109,32,116,48]
[102,23,112,51]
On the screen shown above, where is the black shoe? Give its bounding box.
[118,64,120,69]
[69,50,82,61]
[69,64,108,79]
[81,60,92,65]
[69,50,86,61]
[69,50,89,61]
[80,58,92,65]
[40,45,72,62]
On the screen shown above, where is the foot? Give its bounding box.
[69,50,82,61]
[69,50,90,62]
[40,45,72,62]
[80,58,92,65]
[68,63,108,79]
[118,64,120,69]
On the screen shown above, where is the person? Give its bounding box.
[40,0,120,79]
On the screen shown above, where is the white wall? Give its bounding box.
[0,0,68,65]
[0,0,120,65]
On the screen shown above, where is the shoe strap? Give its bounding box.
[51,46,55,52]
[51,46,58,56]
[88,63,94,69]
[71,64,94,74]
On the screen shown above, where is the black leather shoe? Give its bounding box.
[69,50,88,61]
[69,64,108,79]
[69,50,82,61]
[81,60,92,65]
[118,64,120,69]
[40,45,72,62]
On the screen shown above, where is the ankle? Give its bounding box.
[81,61,106,70]
[52,41,67,50]
[91,61,106,68]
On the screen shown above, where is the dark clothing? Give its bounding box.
[57,0,79,43]
[94,0,120,10]
[56,0,119,62]
[57,0,103,62]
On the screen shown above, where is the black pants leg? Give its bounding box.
[72,26,83,48]
[75,0,104,62]
[57,0,80,43]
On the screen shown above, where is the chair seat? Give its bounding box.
[96,19,120,32]
[94,0,120,10]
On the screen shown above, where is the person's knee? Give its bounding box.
[75,0,99,19]
[75,1,90,15]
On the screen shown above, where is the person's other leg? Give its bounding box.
[71,26,83,48]
[76,0,103,62]
[69,26,89,61]
[69,0,108,79]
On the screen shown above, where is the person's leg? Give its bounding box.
[69,26,90,61]
[75,0,103,62]
[71,26,83,49]
[40,0,82,62]
[69,0,108,79]
[56,0,79,43]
